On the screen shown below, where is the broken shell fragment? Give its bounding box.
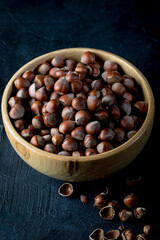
[99,205,115,220]
[58,182,73,197]
[105,229,120,240]
[89,228,105,240]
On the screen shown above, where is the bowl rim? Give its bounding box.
[1,47,155,162]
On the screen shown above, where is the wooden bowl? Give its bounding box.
[1,48,155,182]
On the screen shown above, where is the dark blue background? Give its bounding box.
[0,0,160,239]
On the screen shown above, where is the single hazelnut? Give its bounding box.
[30,135,45,148]
[54,77,69,94]
[42,134,52,142]
[44,75,55,91]
[54,69,67,79]
[85,148,98,156]
[97,141,113,153]
[72,96,86,110]
[59,120,75,134]
[121,229,136,240]
[123,92,133,102]
[66,71,79,82]
[81,51,95,64]
[120,99,132,115]
[71,126,85,141]
[51,56,64,67]
[58,151,71,156]
[28,83,39,98]
[91,79,104,91]
[85,121,101,135]
[84,134,97,148]
[114,127,125,142]
[62,137,78,151]
[133,207,147,219]
[50,127,59,136]
[101,87,117,106]
[127,130,137,139]
[16,88,29,99]
[40,129,50,136]
[32,115,44,129]
[22,71,35,81]
[98,128,115,141]
[14,77,30,90]
[103,60,118,71]
[37,62,51,75]
[118,209,133,222]
[35,86,48,101]
[21,129,34,140]
[88,89,101,97]
[120,116,134,131]
[82,82,90,93]
[31,101,43,115]
[134,101,148,115]
[43,112,57,127]
[46,99,60,113]
[99,205,115,220]
[143,225,151,235]
[8,96,23,107]
[14,119,27,131]
[59,93,74,106]
[75,110,91,126]
[61,106,75,120]
[87,96,102,111]
[80,194,88,204]
[71,80,83,93]
[52,133,64,146]
[108,200,119,210]
[33,74,44,87]
[49,67,60,78]
[123,193,138,208]
[94,194,107,208]
[65,59,77,69]
[123,77,134,91]
[9,104,25,119]
[112,82,126,96]
[44,143,57,153]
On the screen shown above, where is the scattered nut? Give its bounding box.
[58,183,73,197]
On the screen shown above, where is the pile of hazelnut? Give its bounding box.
[8,51,147,156]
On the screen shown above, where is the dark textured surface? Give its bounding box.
[0,0,160,239]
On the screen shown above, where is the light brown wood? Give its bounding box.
[1,48,155,181]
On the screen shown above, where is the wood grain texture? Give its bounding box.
[1,48,155,181]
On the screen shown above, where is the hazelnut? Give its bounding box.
[37,62,51,75]
[81,51,95,64]
[123,92,133,102]
[50,127,59,136]
[33,74,44,87]
[97,141,113,153]
[108,200,119,210]
[31,101,43,115]
[120,99,132,115]
[103,60,118,71]
[112,82,126,96]
[82,82,90,93]
[51,56,64,68]
[89,229,104,240]
[65,59,77,69]
[16,88,29,99]
[14,77,30,90]
[49,67,60,78]
[85,121,101,135]
[80,194,88,204]
[54,69,67,79]
[84,134,97,148]
[40,129,50,136]
[14,119,26,131]
[101,87,116,106]
[71,126,85,140]
[72,96,86,110]
[87,96,102,111]
[43,112,57,127]
[66,71,79,82]
[21,129,34,140]
[62,137,78,152]
[52,133,64,146]
[59,120,75,134]
[91,79,104,91]
[44,75,55,91]
[121,229,136,240]
[61,106,75,120]
[133,207,147,219]
[54,77,69,94]
[71,80,82,93]
[35,86,48,101]
[22,71,35,81]
[114,127,125,142]
[46,99,60,113]
[9,104,25,119]
[50,91,60,100]
[28,83,39,98]
[111,104,121,121]
[118,209,133,222]
[59,93,74,106]
[123,193,138,208]
[58,151,71,156]
[94,194,107,208]
[44,143,57,153]
[88,89,101,97]
[85,148,98,156]
[32,115,44,129]
[127,130,137,139]
[105,229,120,240]
[134,101,148,115]
[120,116,134,131]
[8,96,23,107]
[75,110,91,126]
[123,77,134,91]
[30,135,45,148]
[72,150,83,156]
[98,128,115,141]
[58,182,73,197]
